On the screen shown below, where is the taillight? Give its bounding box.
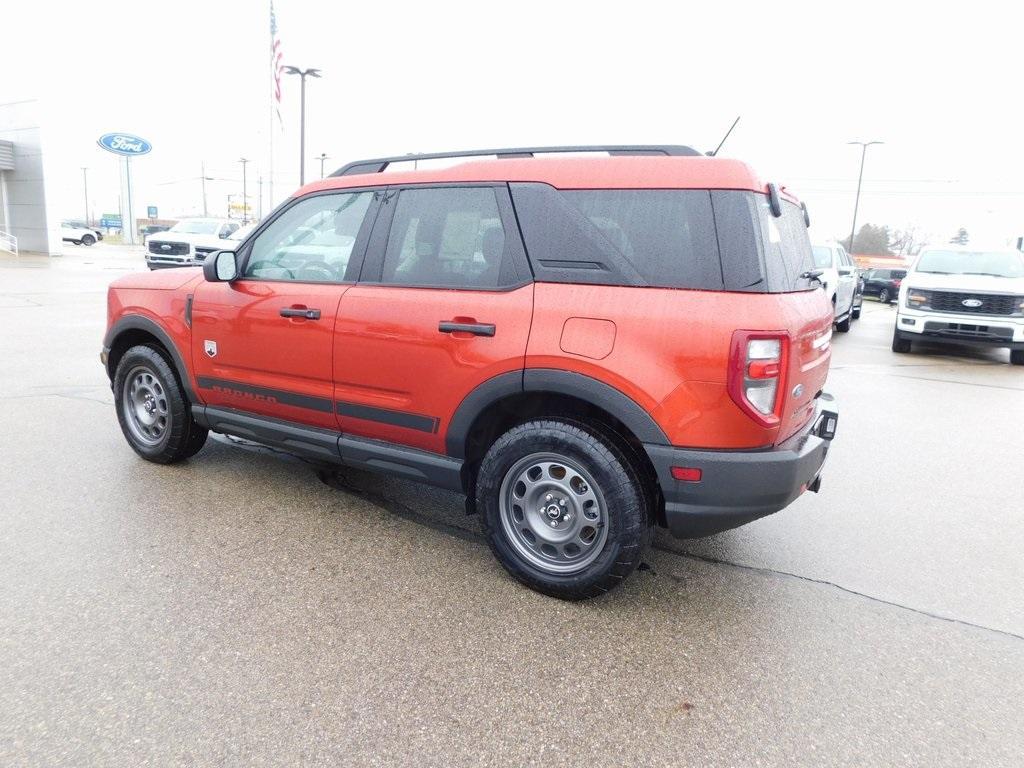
[893,279,902,288]
[727,331,789,428]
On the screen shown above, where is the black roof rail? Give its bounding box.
[330,145,703,177]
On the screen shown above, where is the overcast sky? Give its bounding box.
[3,0,1022,247]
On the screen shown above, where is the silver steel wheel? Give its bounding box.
[498,452,610,575]
[122,365,170,446]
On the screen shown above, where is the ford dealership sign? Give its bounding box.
[97,133,152,156]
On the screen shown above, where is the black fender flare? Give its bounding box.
[445,368,670,458]
[103,315,199,403]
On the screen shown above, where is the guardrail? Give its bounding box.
[0,229,18,256]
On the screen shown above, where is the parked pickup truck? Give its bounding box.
[144,218,240,269]
[102,145,839,599]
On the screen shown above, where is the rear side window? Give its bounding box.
[380,187,516,289]
[891,270,907,279]
[510,184,721,289]
[560,190,722,289]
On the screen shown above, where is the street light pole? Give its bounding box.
[81,167,89,225]
[239,157,250,224]
[201,161,213,217]
[847,140,883,254]
[282,65,321,186]
[317,153,329,179]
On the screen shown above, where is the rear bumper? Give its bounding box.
[645,394,838,538]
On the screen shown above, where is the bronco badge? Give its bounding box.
[204,340,218,358]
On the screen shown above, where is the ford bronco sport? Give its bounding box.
[102,145,839,599]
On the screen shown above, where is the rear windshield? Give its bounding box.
[510,184,815,293]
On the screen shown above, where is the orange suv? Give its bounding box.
[102,146,839,599]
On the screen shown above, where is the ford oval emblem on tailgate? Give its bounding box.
[962,298,983,308]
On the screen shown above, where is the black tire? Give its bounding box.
[836,314,852,333]
[113,344,208,463]
[81,234,96,246]
[892,330,912,354]
[1010,350,1024,366]
[475,419,651,600]
[879,288,891,304]
[852,306,861,320]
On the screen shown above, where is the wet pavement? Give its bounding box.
[2,246,1022,766]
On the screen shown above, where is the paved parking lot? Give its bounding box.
[2,245,1022,766]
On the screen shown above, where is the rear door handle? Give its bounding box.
[439,321,495,337]
[280,306,321,320]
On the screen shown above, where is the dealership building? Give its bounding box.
[0,99,62,255]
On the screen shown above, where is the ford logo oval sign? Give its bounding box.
[962,298,984,308]
[97,133,152,156]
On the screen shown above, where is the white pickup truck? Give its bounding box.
[144,218,240,269]
[893,246,1024,365]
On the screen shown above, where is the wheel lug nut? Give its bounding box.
[549,520,557,527]
[545,494,553,502]
[559,498,567,507]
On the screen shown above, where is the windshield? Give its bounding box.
[811,246,833,269]
[915,249,1024,278]
[170,220,220,235]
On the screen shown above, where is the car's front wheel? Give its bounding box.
[81,234,96,246]
[476,420,651,600]
[892,330,912,354]
[114,345,208,463]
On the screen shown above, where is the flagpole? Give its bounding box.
[268,0,274,215]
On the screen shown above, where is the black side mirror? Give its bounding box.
[203,250,238,282]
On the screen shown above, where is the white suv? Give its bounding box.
[893,246,1024,365]
[811,241,860,332]
[144,218,240,269]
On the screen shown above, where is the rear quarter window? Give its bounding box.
[510,184,722,289]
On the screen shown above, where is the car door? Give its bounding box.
[836,248,857,314]
[864,269,880,295]
[333,184,534,454]
[189,189,379,430]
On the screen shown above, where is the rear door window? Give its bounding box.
[378,187,517,289]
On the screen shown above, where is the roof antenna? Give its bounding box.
[709,116,740,156]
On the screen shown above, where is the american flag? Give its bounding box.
[271,1,284,125]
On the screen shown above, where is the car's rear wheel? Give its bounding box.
[836,314,852,333]
[1010,350,1024,366]
[892,330,912,354]
[476,419,651,600]
[852,307,861,319]
[81,234,96,246]
[879,288,891,304]
[114,344,208,463]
